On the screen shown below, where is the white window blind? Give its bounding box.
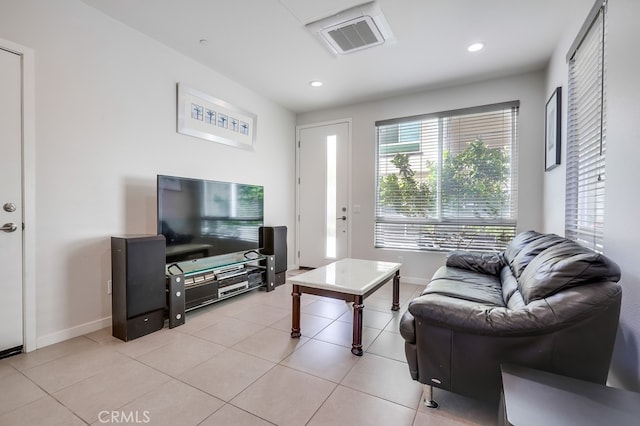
[375,102,519,252]
[565,0,607,252]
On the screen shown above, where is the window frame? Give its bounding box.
[374,101,520,252]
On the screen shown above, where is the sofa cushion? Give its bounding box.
[423,266,504,307]
[518,240,622,304]
[446,251,505,275]
[505,231,566,279]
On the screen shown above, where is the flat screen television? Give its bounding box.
[157,175,264,264]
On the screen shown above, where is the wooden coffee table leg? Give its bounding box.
[291,284,301,338]
[392,270,400,311]
[351,296,364,356]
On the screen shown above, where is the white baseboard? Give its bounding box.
[36,316,112,350]
[400,276,429,286]
[31,272,425,350]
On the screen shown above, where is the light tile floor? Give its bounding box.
[0,272,497,425]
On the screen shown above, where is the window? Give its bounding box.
[565,0,607,252]
[375,102,519,252]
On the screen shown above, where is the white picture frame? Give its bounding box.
[177,83,257,150]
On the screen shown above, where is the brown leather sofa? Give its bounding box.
[399,231,622,404]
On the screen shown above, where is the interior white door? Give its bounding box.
[297,121,349,268]
[0,47,24,356]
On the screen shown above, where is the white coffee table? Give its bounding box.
[289,258,402,356]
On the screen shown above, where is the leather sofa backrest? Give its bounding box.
[504,231,566,279]
[518,239,622,304]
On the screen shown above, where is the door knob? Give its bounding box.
[1,223,18,233]
[337,216,347,221]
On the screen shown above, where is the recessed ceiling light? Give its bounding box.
[467,42,485,52]
[309,81,323,87]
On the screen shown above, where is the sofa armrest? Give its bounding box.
[408,281,621,336]
[399,311,416,343]
[446,251,505,275]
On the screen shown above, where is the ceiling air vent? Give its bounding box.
[306,2,395,55]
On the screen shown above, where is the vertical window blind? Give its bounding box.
[375,102,519,252]
[565,0,607,252]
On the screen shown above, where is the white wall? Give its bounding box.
[606,0,640,392]
[542,17,578,235]
[544,0,640,391]
[297,72,546,283]
[0,0,296,348]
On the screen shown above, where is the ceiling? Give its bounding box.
[81,0,593,113]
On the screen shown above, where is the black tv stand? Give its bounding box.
[166,251,276,313]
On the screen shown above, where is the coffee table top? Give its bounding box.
[289,258,401,295]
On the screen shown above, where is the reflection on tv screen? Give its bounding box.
[157,175,264,263]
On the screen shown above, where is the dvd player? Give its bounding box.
[213,265,245,280]
[215,267,246,280]
[218,281,249,298]
[217,273,247,288]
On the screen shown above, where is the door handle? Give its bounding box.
[1,223,17,233]
[337,216,347,221]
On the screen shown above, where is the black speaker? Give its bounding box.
[167,274,185,328]
[259,226,287,286]
[111,235,166,341]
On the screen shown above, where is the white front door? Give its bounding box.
[0,47,24,355]
[297,121,350,268]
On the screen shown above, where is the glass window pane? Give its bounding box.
[375,104,518,252]
[326,135,337,258]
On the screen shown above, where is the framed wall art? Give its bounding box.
[545,86,561,171]
[176,83,257,150]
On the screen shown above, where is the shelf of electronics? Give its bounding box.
[175,253,275,312]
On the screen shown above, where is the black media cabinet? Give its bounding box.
[166,251,276,313]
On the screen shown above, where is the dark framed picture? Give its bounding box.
[545,87,562,171]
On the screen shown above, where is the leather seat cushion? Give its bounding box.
[422,266,504,307]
